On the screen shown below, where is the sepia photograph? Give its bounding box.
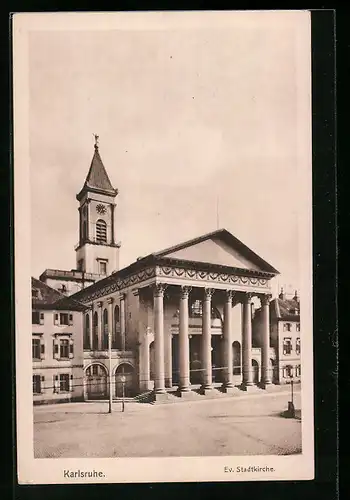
[14,10,314,483]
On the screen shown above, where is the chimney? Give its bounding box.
[279,287,285,300]
[293,290,299,303]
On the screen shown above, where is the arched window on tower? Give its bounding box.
[96,219,107,244]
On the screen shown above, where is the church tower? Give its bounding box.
[75,136,120,277]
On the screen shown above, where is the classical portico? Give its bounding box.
[139,273,274,401]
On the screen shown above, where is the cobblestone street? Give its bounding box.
[34,388,302,458]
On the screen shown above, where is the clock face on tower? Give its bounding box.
[96,203,107,215]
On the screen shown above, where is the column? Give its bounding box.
[153,283,167,395]
[97,301,103,350]
[201,288,214,392]
[179,286,191,393]
[120,293,126,350]
[222,290,234,392]
[88,307,93,350]
[261,294,272,387]
[242,293,254,387]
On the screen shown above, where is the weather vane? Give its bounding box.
[93,133,99,148]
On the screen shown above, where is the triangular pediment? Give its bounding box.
[154,229,279,274]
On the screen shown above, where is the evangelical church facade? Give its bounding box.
[39,140,285,402]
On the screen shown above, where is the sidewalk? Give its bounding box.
[34,384,301,414]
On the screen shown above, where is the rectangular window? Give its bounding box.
[32,311,40,324]
[283,323,292,332]
[32,339,41,360]
[99,261,107,275]
[283,365,293,378]
[59,373,70,392]
[283,338,292,355]
[295,365,301,377]
[59,339,69,358]
[296,338,301,355]
[60,313,69,325]
[33,374,41,394]
[296,323,300,332]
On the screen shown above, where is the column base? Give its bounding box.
[200,385,214,395]
[222,384,236,394]
[260,380,273,390]
[177,389,195,399]
[152,392,170,403]
[240,382,256,392]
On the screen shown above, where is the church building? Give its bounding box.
[39,140,285,403]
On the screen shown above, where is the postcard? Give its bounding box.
[13,10,314,484]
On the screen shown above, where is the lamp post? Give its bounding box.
[120,374,126,412]
[108,330,113,414]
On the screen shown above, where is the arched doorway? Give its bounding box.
[85,364,108,399]
[252,359,259,384]
[115,363,135,397]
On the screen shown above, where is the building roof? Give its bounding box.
[32,277,87,311]
[76,144,118,201]
[271,297,300,321]
[71,228,279,303]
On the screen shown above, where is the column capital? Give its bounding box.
[260,294,272,306]
[107,297,114,305]
[97,301,103,308]
[180,285,192,299]
[152,283,168,297]
[120,292,127,300]
[243,292,253,303]
[224,289,235,303]
[203,287,215,300]
[132,289,139,297]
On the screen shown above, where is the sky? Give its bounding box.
[28,12,311,296]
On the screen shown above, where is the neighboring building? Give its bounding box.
[39,137,120,296]
[253,288,301,385]
[32,277,86,404]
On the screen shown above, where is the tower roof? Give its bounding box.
[77,143,118,201]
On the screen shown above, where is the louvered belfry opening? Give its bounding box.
[96,219,107,244]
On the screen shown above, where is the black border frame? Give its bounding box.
[1,7,337,500]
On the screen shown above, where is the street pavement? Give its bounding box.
[34,389,302,458]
